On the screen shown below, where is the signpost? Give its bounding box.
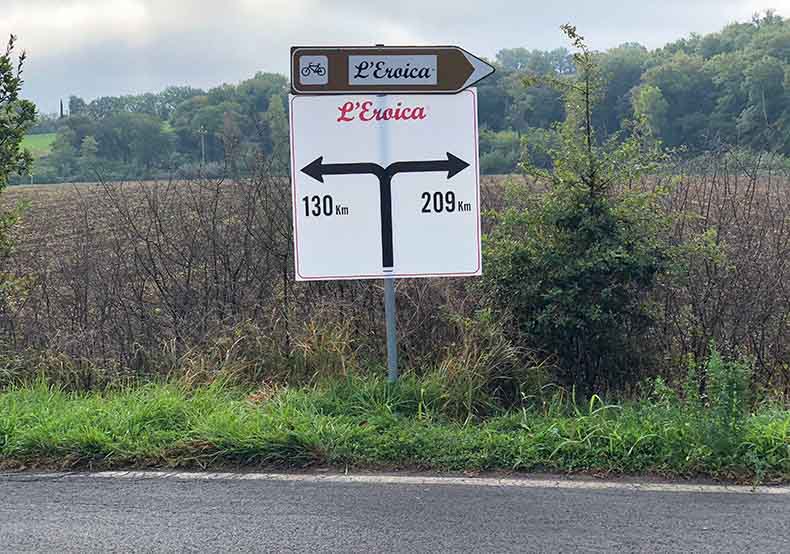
[291,46,494,95]
[289,45,493,381]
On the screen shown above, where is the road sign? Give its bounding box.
[289,89,481,281]
[291,46,495,95]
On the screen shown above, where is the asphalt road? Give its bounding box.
[1,472,789,553]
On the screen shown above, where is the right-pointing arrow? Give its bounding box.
[446,152,470,179]
[460,50,496,91]
[386,152,470,180]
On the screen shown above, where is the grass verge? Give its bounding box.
[0,377,788,482]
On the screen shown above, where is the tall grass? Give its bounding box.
[1,377,787,481]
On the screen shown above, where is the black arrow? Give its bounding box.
[301,156,384,183]
[300,152,471,270]
[386,153,469,180]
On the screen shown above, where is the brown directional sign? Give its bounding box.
[291,46,495,95]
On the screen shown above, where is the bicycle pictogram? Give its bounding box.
[301,62,326,77]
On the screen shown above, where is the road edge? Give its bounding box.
[6,470,789,495]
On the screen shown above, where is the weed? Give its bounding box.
[1,378,787,481]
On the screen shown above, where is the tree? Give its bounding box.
[128,115,173,171]
[49,127,77,179]
[640,52,716,148]
[262,94,288,156]
[158,86,204,119]
[476,70,510,131]
[632,84,669,137]
[0,35,36,186]
[93,112,173,170]
[68,95,86,116]
[742,56,786,132]
[0,34,35,288]
[78,135,98,176]
[479,129,522,174]
[595,43,649,135]
[483,25,672,392]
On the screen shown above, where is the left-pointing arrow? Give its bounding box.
[301,156,326,182]
[301,157,384,183]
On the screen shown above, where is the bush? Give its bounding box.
[482,25,673,393]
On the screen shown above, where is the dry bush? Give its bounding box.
[655,149,790,397]
[0,160,483,387]
[2,153,790,399]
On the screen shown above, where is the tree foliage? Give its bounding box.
[470,12,790,176]
[0,34,36,317]
[0,35,35,185]
[15,12,790,183]
[483,25,674,392]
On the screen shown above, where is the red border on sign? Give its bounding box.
[289,89,482,281]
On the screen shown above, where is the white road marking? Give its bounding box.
[26,470,789,495]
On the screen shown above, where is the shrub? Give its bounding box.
[482,25,673,393]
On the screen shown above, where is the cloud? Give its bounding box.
[1,0,786,112]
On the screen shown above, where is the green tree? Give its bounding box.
[640,52,716,148]
[595,43,649,134]
[632,84,669,137]
[68,95,86,116]
[479,129,522,174]
[78,135,98,176]
[49,127,77,179]
[94,112,173,170]
[746,56,785,123]
[262,94,288,155]
[0,35,36,185]
[128,115,173,171]
[0,34,35,285]
[483,25,672,392]
[476,70,510,131]
[158,86,204,120]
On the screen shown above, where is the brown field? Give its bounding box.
[3,175,523,257]
[2,158,790,395]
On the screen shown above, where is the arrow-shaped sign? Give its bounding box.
[300,152,470,269]
[291,46,495,95]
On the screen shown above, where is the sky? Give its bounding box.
[3,0,788,113]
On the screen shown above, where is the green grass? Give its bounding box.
[1,377,788,481]
[21,133,56,159]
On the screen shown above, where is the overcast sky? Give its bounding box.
[3,0,788,113]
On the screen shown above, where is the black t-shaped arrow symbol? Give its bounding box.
[301,152,470,271]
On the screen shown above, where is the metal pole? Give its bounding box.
[377,90,398,382]
[384,276,398,382]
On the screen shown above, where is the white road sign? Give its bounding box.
[289,89,482,281]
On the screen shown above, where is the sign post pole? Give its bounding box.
[376,90,398,382]
[384,277,398,382]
